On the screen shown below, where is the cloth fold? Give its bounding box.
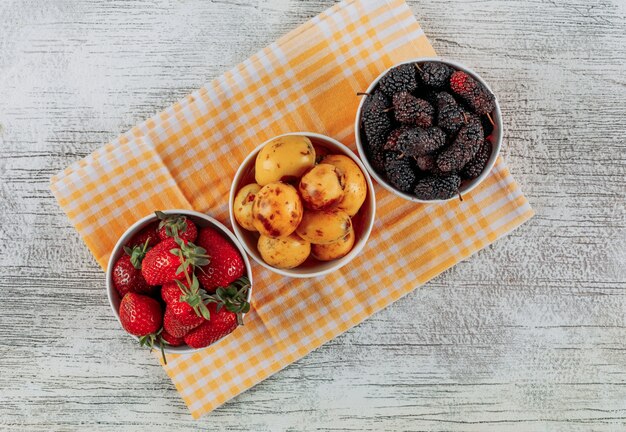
[51,0,533,418]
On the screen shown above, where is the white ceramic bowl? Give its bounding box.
[106,209,253,354]
[229,132,376,278]
[355,57,503,203]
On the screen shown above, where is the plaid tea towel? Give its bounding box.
[51,0,534,418]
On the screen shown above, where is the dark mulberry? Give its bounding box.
[397,127,447,158]
[427,127,446,153]
[360,90,392,153]
[392,91,434,127]
[384,126,410,151]
[415,154,437,172]
[450,70,496,115]
[436,92,465,134]
[368,148,386,174]
[384,152,416,192]
[418,62,454,88]
[413,174,461,200]
[437,117,484,173]
[462,139,491,179]
[379,63,418,97]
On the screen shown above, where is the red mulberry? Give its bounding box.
[450,70,496,115]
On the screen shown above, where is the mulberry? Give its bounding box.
[426,127,447,153]
[437,117,483,173]
[450,70,496,115]
[462,139,491,179]
[384,126,410,152]
[418,62,454,88]
[413,174,461,200]
[397,127,447,158]
[415,154,437,173]
[379,63,418,97]
[384,152,416,192]
[436,92,465,133]
[392,92,434,127]
[368,148,386,174]
[361,90,392,153]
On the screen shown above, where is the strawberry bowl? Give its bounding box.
[229,132,376,278]
[106,209,253,356]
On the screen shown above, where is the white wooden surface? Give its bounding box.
[1,0,625,430]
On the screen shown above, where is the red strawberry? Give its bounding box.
[119,293,162,336]
[167,295,204,326]
[195,227,245,292]
[161,280,182,304]
[164,277,210,325]
[112,242,154,297]
[126,222,160,248]
[141,237,209,285]
[183,277,251,348]
[156,211,198,242]
[183,304,238,348]
[161,330,184,347]
[164,308,202,338]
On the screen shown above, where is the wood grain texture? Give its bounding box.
[1,0,625,430]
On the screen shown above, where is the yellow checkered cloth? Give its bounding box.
[51,0,534,418]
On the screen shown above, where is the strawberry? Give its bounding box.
[141,237,209,286]
[118,292,169,364]
[166,298,204,326]
[195,227,245,292]
[161,329,184,347]
[183,304,238,348]
[163,308,202,338]
[119,293,162,336]
[162,274,211,338]
[156,211,198,242]
[126,221,160,248]
[112,241,154,297]
[161,280,182,304]
[183,276,251,348]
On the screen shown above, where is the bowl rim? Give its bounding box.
[229,131,376,279]
[105,209,253,354]
[354,56,503,203]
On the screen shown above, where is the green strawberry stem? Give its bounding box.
[156,210,189,238]
[123,238,151,269]
[210,276,251,326]
[139,331,167,365]
[162,214,250,326]
[175,249,212,320]
[171,237,210,274]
